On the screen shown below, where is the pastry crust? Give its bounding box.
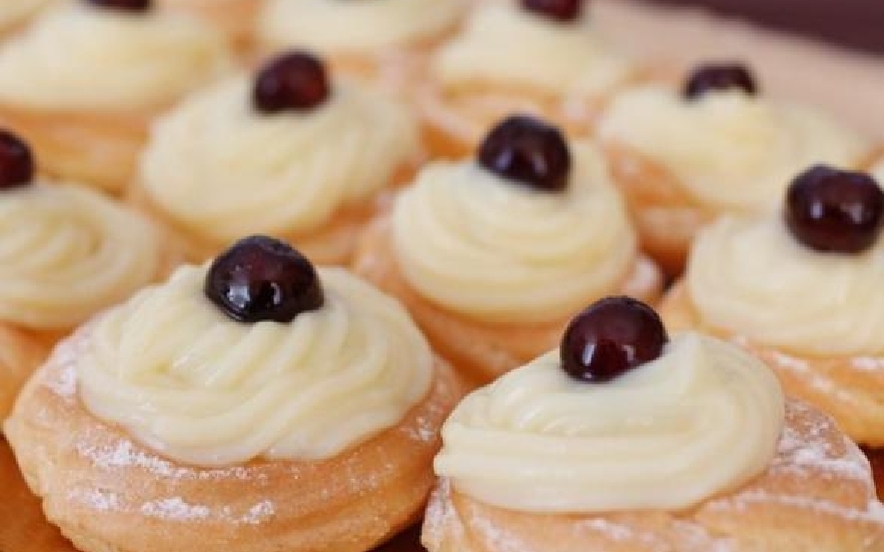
[4,328,464,552]
[660,283,884,448]
[159,0,257,50]
[422,400,884,552]
[0,104,150,195]
[352,217,664,387]
[0,324,51,421]
[602,142,714,277]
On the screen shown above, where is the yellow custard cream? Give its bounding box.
[0,3,229,111]
[392,145,636,325]
[435,333,784,512]
[0,184,162,330]
[77,266,434,467]
[258,0,465,53]
[434,3,632,98]
[687,215,884,356]
[141,75,420,242]
[599,87,868,212]
[0,0,52,33]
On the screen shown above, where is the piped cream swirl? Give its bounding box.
[258,0,465,53]
[77,266,434,467]
[599,87,868,212]
[0,3,229,111]
[392,145,637,324]
[687,215,884,355]
[435,333,785,512]
[433,3,633,98]
[0,183,162,330]
[140,75,420,242]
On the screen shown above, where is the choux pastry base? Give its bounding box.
[160,0,258,51]
[0,105,150,195]
[661,284,884,501]
[352,218,664,387]
[4,327,464,552]
[0,325,51,422]
[416,81,608,160]
[422,400,884,552]
[603,143,714,277]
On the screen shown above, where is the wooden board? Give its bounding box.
[0,440,424,552]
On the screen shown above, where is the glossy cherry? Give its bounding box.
[0,130,34,190]
[253,51,330,114]
[205,236,325,323]
[84,0,151,12]
[478,115,571,192]
[560,296,669,383]
[683,63,758,100]
[785,165,884,254]
[521,0,584,22]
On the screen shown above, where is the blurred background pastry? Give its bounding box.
[0,0,230,194]
[135,50,422,265]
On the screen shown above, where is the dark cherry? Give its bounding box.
[84,0,151,12]
[253,51,330,114]
[205,236,325,324]
[521,0,584,22]
[683,63,758,100]
[785,165,884,254]
[560,296,669,383]
[478,115,571,192]
[0,130,34,190]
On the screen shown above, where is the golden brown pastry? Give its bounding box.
[5,236,462,552]
[159,0,257,49]
[354,116,662,386]
[423,297,884,551]
[255,0,467,94]
[660,165,884,495]
[0,130,177,419]
[134,50,422,265]
[597,62,872,275]
[0,0,230,193]
[418,0,638,159]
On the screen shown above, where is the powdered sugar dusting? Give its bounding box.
[141,497,210,521]
[716,490,884,523]
[68,488,121,512]
[851,357,884,372]
[46,359,76,398]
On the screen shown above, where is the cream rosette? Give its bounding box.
[0,2,229,112]
[76,265,434,467]
[0,183,162,330]
[435,332,785,512]
[392,145,637,325]
[140,74,420,242]
[433,3,633,98]
[687,215,884,356]
[258,0,465,53]
[0,0,53,33]
[598,87,868,212]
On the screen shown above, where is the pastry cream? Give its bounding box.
[258,0,465,53]
[687,215,884,356]
[141,75,420,242]
[77,266,434,467]
[0,3,229,111]
[598,87,868,212]
[433,3,633,98]
[0,184,162,330]
[435,332,785,512]
[0,0,52,33]
[392,145,637,325]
